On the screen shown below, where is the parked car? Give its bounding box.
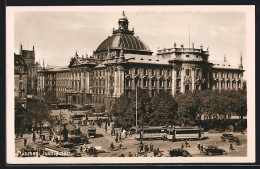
[169,149,191,157]
[204,145,227,156]
[221,134,238,142]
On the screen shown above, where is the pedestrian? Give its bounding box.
[105,125,107,133]
[229,144,233,151]
[80,146,83,153]
[128,152,133,157]
[197,142,200,150]
[200,145,204,153]
[55,136,59,144]
[144,143,147,152]
[119,143,123,149]
[185,140,188,147]
[181,143,184,149]
[115,136,118,143]
[24,138,27,147]
[20,132,23,138]
[33,132,36,143]
[140,143,143,152]
[150,143,153,151]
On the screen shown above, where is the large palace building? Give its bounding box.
[17,12,244,112]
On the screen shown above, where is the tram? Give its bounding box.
[135,126,167,140]
[167,126,204,141]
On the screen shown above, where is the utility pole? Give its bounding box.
[136,85,138,127]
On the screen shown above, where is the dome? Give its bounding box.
[96,33,151,53]
[95,11,152,55]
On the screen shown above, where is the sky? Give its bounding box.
[14,9,246,71]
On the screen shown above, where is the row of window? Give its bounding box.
[125,78,171,88]
[214,81,241,89]
[93,88,105,95]
[126,68,172,76]
[214,72,241,79]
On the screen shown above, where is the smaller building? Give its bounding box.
[14,54,28,108]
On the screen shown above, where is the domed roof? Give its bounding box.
[96,33,151,52]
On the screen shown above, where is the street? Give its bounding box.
[15,120,247,157]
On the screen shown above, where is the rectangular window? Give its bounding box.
[160,69,163,76]
[215,72,218,78]
[144,68,147,75]
[152,79,155,87]
[221,81,224,88]
[152,69,155,76]
[135,68,139,75]
[186,55,190,58]
[185,69,190,76]
[221,73,224,78]
[159,79,164,87]
[143,79,147,87]
[177,70,180,76]
[227,73,229,78]
[227,82,229,88]
[238,73,240,78]
[232,73,235,79]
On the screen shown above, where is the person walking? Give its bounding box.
[197,142,200,150]
[185,140,188,147]
[128,152,133,157]
[33,132,36,143]
[80,146,83,153]
[24,138,27,147]
[200,145,204,153]
[150,143,153,151]
[181,143,184,149]
[229,144,233,151]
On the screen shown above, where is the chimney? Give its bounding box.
[33,45,34,51]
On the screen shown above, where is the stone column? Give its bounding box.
[181,68,184,93]
[207,71,210,89]
[171,67,175,96]
[191,68,195,92]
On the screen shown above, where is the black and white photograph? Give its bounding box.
[6,6,255,164]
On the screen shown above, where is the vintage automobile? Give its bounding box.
[204,145,227,156]
[169,149,191,157]
[221,134,238,142]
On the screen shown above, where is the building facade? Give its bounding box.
[35,12,244,112]
[14,45,41,108]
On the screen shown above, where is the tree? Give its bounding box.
[150,90,178,126]
[27,99,52,135]
[175,92,199,126]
